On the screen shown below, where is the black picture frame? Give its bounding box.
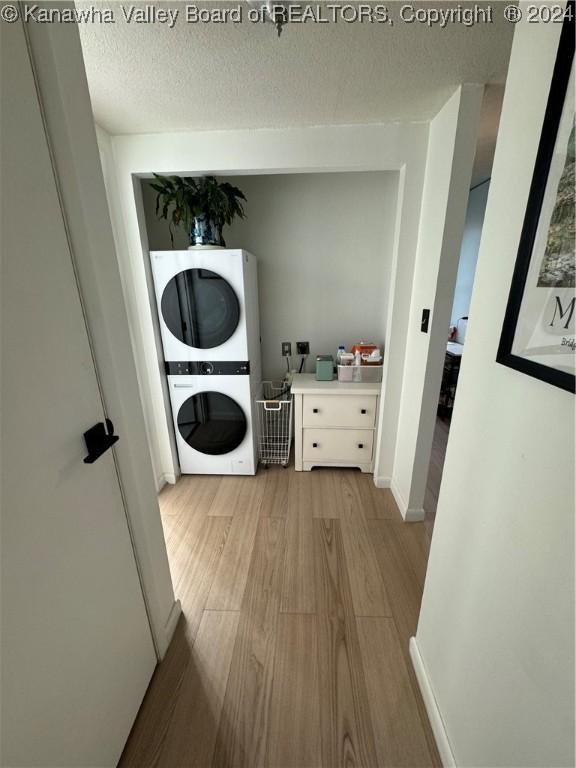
[496,0,575,393]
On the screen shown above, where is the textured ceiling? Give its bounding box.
[78,1,514,135]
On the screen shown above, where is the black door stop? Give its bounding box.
[83,418,119,464]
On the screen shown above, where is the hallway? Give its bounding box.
[120,467,440,767]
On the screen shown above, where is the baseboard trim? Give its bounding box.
[156,599,181,660]
[156,472,178,493]
[404,507,425,522]
[390,480,425,522]
[374,475,391,488]
[409,637,456,767]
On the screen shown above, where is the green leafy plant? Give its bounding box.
[150,174,247,246]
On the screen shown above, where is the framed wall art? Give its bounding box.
[497,0,575,393]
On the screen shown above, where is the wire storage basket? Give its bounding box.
[256,381,293,466]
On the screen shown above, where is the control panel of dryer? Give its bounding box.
[165,361,250,375]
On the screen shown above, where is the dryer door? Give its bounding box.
[161,268,240,349]
[177,391,247,455]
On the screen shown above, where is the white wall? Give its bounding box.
[141,172,397,380]
[97,129,175,490]
[101,122,429,485]
[413,10,575,767]
[390,85,483,518]
[450,180,489,326]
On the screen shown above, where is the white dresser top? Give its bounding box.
[290,373,381,396]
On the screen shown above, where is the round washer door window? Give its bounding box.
[161,268,240,349]
[177,392,247,455]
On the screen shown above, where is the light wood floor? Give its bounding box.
[120,466,441,768]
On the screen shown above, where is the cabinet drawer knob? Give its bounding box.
[358,443,364,449]
[361,408,367,414]
[312,442,319,448]
[313,408,319,413]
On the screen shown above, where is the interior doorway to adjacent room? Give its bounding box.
[423,178,491,535]
[422,86,507,538]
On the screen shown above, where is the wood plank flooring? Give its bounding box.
[120,466,441,768]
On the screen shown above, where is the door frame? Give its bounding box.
[23,12,179,660]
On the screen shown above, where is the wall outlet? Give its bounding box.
[281,341,292,357]
[296,341,310,355]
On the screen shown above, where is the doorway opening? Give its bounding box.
[117,170,444,766]
[135,167,400,541]
[423,86,504,538]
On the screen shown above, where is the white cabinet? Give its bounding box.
[303,428,375,463]
[302,394,377,429]
[292,374,381,473]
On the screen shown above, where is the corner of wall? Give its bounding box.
[390,83,483,515]
[105,137,179,485]
[390,479,425,522]
[374,138,430,488]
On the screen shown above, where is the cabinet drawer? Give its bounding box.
[303,429,374,463]
[303,395,377,428]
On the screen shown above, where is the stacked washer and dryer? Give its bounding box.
[150,249,261,475]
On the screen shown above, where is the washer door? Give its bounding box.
[177,391,247,455]
[161,268,240,349]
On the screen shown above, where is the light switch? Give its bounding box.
[421,309,430,333]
